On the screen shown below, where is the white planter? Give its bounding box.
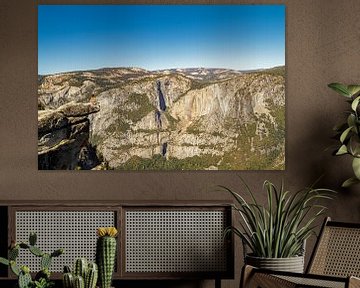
[245,254,305,273]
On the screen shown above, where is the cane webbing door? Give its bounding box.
[122,206,233,279]
[11,207,117,275]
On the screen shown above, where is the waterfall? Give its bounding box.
[162,142,168,157]
[157,81,167,111]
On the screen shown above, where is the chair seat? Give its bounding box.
[243,266,360,288]
[277,274,346,288]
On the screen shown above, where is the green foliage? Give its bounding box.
[261,66,285,77]
[164,112,179,131]
[105,93,154,137]
[190,80,211,90]
[117,154,221,170]
[0,232,63,288]
[221,179,335,258]
[218,114,285,170]
[186,119,203,135]
[32,278,54,288]
[328,82,360,187]
[125,93,154,123]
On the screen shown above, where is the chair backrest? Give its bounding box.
[307,217,360,277]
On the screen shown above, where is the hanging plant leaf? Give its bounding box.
[336,145,348,155]
[349,135,360,157]
[347,114,356,128]
[347,85,360,97]
[351,96,360,111]
[340,127,353,143]
[342,177,360,188]
[328,83,351,97]
[352,157,360,179]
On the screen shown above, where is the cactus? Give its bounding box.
[63,272,74,288]
[63,260,98,288]
[74,258,88,279]
[85,263,98,288]
[51,248,64,257]
[10,260,20,276]
[9,246,19,260]
[0,257,9,266]
[41,253,52,270]
[19,243,30,249]
[29,232,37,246]
[18,270,32,288]
[96,227,118,288]
[0,232,63,288]
[64,265,72,273]
[29,245,44,257]
[74,275,85,288]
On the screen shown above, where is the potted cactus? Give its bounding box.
[96,227,118,288]
[0,232,63,288]
[62,258,98,288]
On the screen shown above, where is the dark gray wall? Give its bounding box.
[1,0,360,287]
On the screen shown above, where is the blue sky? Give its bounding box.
[38,5,285,75]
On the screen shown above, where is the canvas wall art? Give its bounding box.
[38,5,285,170]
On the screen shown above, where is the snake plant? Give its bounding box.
[222,179,334,258]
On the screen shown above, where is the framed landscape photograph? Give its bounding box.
[38,4,285,170]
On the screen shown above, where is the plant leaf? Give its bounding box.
[328,83,351,97]
[340,126,353,143]
[352,157,360,179]
[336,145,348,155]
[352,96,360,111]
[347,85,360,97]
[222,179,335,258]
[347,114,356,128]
[349,135,360,157]
[342,177,360,188]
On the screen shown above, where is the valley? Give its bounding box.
[38,66,285,170]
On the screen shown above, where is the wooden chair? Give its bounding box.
[241,217,360,288]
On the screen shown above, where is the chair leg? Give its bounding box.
[240,265,255,288]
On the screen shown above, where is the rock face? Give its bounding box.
[38,101,100,169]
[38,66,285,170]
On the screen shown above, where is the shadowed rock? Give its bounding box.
[38,101,100,170]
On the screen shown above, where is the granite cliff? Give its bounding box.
[38,66,285,170]
[38,101,100,169]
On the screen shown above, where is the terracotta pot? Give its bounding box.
[245,254,305,273]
